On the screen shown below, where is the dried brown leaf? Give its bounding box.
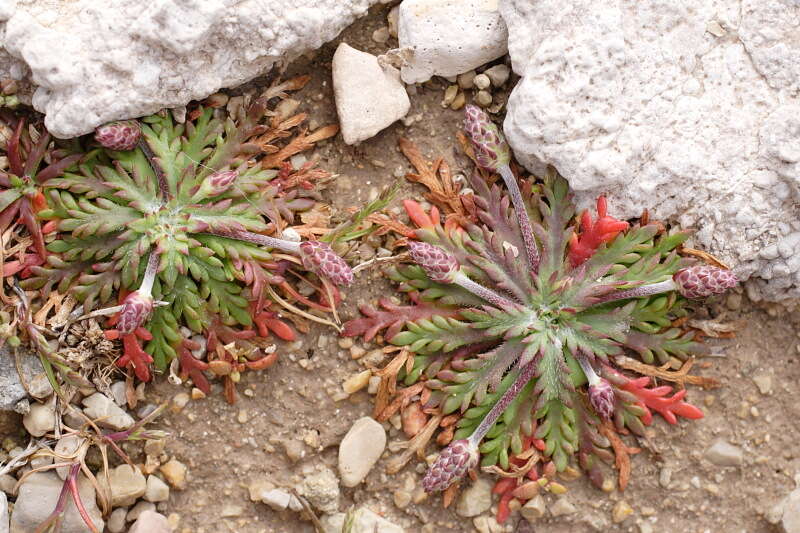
[599,421,641,491]
[615,356,720,389]
[680,247,731,269]
[398,137,465,217]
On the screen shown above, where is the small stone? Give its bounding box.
[612,501,634,523]
[247,479,275,502]
[550,497,577,517]
[127,501,156,522]
[367,376,381,395]
[521,494,546,522]
[107,507,128,533]
[0,492,7,533]
[0,473,16,495]
[704,440,743,467]
[283,439,306,462]
[171,392,190,412]
[350,345,366,359]
[350,507,403,533]
[22,402,55,437]
[338,337,354,349]
[659,467,673,488]
[450,91,466,110]
[393,489,412,509]
[144,438,166,457]
[343,370,371,394]
[54,435,85,480]
[484,64,511,87]
[129,510,171,533]
[458,70,477,89]
[237,409,249,424]
[639,522,654,533]
[160,458,188,490]
[144,475,170,502]
[775,485,800,533]
[442,84,459,107]
[261,488,293,511]
[338,417,386,487]
[109,381,127,406]
[27,373,54,399]
[191,387,206,400]
[109,464,147,507]
[456,477,493,517]
[753,374,773,395]
[474,90,492,107]
[301,467,340,513]
[372,26,391,43]
[11,472,104,532]
[82,393,135,430]
[473,73,491,90]
[333,43,410,145]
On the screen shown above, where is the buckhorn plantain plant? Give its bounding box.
[344,105,737,519]
[22,91,352,401]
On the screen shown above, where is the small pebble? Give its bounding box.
[520,495,546,522]
[338,417,386,487]
[160,459,188,490]
[372,26,390,43]
[343,370,372,394]
[450,91,466,110]
[704,440,743,466]
[473,73,491,90]
[394,489,412,509]
[474,90,492,107]
[612,501,634,523]
[484,64,511,87]
[457,70,477,89]
[283,439,306,463]
[350,345,366,359]
[442,84,458,107]
[550,497,577,517]
[753,374,772,395]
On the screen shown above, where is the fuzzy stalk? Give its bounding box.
[137,137,170,202]
[592,279,676,305]
[469,359,538,446]
[206,228,301,253]
[454,271,516,309]
[498,164,540,272]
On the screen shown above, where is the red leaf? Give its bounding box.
[116,330,154,382]
[254,311,296,341]
[342,292,457,342]
[568,196,629,267]
[403,199,439,229]
[620,376,704,425]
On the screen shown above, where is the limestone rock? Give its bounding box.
[705,440,743,467]
[456,477,493,517]
[144,475,170,503]
[352,507,404,533]
[0,0,380,138]
[10,472,104,533]
[398,0,508,84]
[22,401,54,437]
[108,464,147,507]
[338,417,386,487]
[332,43,410,145]
[82,393,134,430]
[500,0,800,303]
[128,510,170,533]
[0,492,7,533]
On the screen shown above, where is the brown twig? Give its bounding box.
[615,356,720,390]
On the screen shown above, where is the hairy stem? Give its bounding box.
[498,165,540,272]
[576,356,600,386]
[469,359,538,445]
[203,228,301,254]
[592,279,676,306]
[137,137,170,202]
[66,463,100,533]
[138,251,160,297]
[454,272,515,308]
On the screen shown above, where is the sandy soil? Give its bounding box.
[127,4,800,533]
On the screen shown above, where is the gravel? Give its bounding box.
[456,477,493,517]
[705,440,744,467]
[22,401,55,437]
[82,393,135,430]
[338,417,386,487]
[109,464,147,507]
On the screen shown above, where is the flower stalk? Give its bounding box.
[592,265,738,305]
[464,105,540,271]
[407,241,515,308]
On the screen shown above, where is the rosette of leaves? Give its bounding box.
[344,105,737,503]
[24,96,349,401]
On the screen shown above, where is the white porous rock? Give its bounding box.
[0,0,380,138]
[332,43,410,144]
[398,0,508,84]
[500,0,800,302]
[338,416,386,487]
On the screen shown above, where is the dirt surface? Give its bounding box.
[133,5,800,533]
